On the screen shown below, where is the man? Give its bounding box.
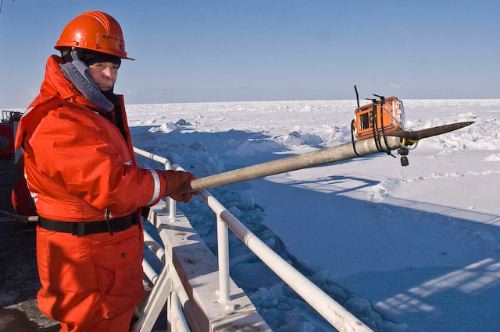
[15,11,195,331]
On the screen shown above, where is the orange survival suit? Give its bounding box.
[16,55,169,331]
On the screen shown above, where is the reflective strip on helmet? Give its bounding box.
[146,169,161,205]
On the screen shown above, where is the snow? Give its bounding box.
[126,99,500,331]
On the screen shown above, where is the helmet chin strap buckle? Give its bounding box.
[70,49,80,62]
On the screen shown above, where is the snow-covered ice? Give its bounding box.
[126,99,500,331]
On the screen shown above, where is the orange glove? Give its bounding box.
[162,170,196,202]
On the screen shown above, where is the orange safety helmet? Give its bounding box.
[55,11,133,60]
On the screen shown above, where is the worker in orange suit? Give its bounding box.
[15,11,195,331]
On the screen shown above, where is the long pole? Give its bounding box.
[190,136,401,192]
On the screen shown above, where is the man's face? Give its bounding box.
[88,62,119,92]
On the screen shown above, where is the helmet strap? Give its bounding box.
[59,50,114,112]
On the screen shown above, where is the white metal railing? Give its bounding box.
[134,147,189,332]
[133,146,372,332]
[134,148,177,222]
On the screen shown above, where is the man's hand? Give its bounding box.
[162,170,196,202]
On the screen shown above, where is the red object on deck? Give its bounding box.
[0,122,14,159]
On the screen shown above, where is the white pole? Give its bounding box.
[171,291,190,332]
[163,162,178,222]
[217,215,231,307]
[144,231,166,263]
[133,147,172,169]
[169,197,177,222]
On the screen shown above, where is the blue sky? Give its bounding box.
[0,0,498,107]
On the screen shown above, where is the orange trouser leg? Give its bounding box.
[36,226,144,332]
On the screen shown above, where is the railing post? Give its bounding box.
[217,215,231,308]
[171,291,190,331]
[169,197,177,222]
[164,162,177,222]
